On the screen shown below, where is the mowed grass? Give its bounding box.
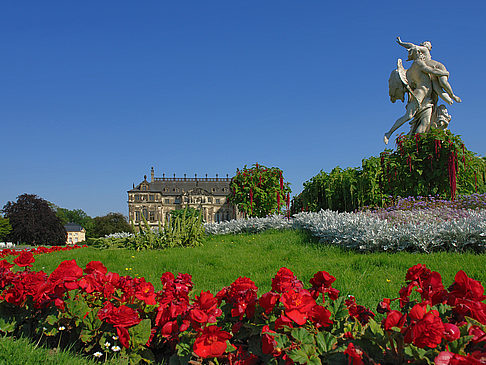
[0,335,121,365]
[27,230,486,309]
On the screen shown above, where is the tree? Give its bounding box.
[91,212,132,238]
[0,216,12,241]
[55,207,94,237]
[2,194,67,245]
[228,163,291,218]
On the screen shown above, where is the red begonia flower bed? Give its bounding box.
[0,256,484,364]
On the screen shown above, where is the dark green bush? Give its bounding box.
[293,130,486,213]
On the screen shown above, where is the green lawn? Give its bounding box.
[27,229,486,309]
[0,335,122,365]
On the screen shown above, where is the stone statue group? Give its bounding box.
[384,37,461,144]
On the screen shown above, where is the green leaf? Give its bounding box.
[175,341,192,357]
[0,317,16,333]
[404,345,427,359]
[129,318,152,347]
[367,318,384,337]
[291,327,315,345]
[226,341,236,352]
[316,331,337,354]
[274,333,290,349]
[80,329,96,344]
[83,308,102,332]
[46,314,58,326]
[448,335,474,354]
[331,296,348,321]
[307,355,322,365]
[288,348,309,364]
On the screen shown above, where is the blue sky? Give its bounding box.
[1,1,485,217]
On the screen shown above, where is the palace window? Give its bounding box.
[149,194,154,201]
[135,211,140,221]
[216,199,221,204]
[135,194,140,202]
[208,197,212,203]
[174,197,181,204]
[149,211,155,221]
[165,199,170,204]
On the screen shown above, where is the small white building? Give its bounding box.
[64,223,86,245]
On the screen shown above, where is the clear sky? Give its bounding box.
[1,1,485,217]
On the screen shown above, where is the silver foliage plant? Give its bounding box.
[205,209,486,253]
[204,215,293,235]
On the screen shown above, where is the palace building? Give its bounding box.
[127,167,241,229]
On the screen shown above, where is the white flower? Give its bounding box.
[93,352,103,358]
[112,335,119,340]
[43,327,47,331]
[58,326,66,331]
[104,341,111,348]
[111,345,121,352]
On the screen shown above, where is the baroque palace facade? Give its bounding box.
[128,167,241,229]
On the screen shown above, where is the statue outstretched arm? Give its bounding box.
[396,36,415,50]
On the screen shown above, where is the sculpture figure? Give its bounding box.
[384,37,461,144]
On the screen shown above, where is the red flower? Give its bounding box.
[419,271,447,306]
[261,325,280,355]
[409,303,426,321]
[219,277,258,319]
[310,270,336,288]
[229,346,259,365]
[189,291,222,326]
[84,261,107,275]
[434,351,484,365]
[271,267,303,293]
[443,323,460,342]
[99,302,142,328]
[449,270,485,302]
[468,325,486,343]
[410,311,445,348]
[376,298,391,314]
[308,304,332,328]
[48,259,83,290]
[259,292,280,314]
[193,326,234,358]
[135,280,157,305]
[13,251,35,267]
[309,271,339,301]
[4,287,24,305]
[116,326,130,348]
[405,263,431,282]
[346,296,375,325]
[280,289,316,325]
[344,343,364,365]
[0,260,14,270]
[384,310,406,331]
[275,314,293,330]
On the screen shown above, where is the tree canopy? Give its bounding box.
[0,217,12,241]
[55,207,94,236]
[91,212,132,238]
[2,194,67,245]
